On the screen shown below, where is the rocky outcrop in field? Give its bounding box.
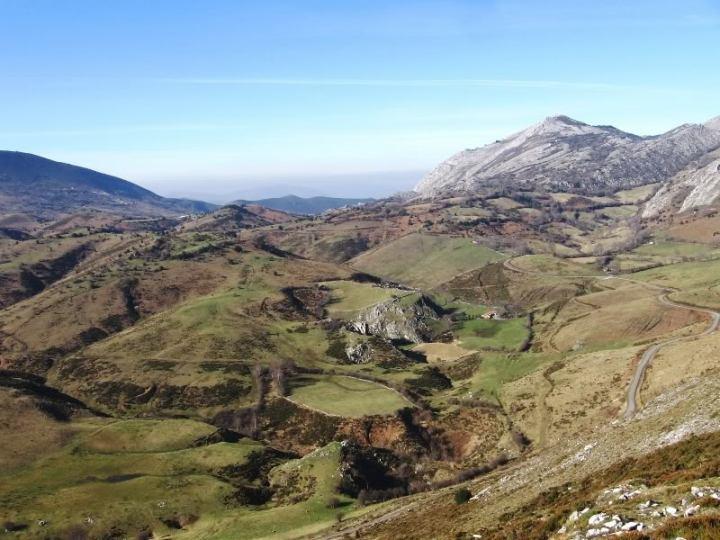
[349,294,443,343]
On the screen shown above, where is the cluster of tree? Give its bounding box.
[355,453,511,506]
[269,358,302,397]
[446,396,503,411]
[325,335,348,361]
[357,486,407,505]
[421,454,510,492]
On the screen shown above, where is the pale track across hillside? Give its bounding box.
[502,258,720,419]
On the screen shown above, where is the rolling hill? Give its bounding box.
[0,151,216,218]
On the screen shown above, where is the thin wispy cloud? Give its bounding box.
[0,124,244,138]
[157,77,628,91]
[153,78,705,98]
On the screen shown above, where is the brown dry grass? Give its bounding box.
[414,342,474,363]
[641,329,720,405]
[534,280,704,353]
[0,388,80,469]
[665,213,720,244]
[476,431,720,539]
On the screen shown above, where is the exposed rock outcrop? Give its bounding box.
[643,148,720,217]
[345,341,373,363]
[416,115,720,198]
[349,294,443,344]
[706,115,720,132]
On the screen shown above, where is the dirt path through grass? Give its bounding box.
[623,293,720,419]
[502,258,720,419]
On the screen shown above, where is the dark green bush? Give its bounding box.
[454,488,472,504]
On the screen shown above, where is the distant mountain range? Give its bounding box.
[234,194,373,215]
[9,113,720,224]
[416,115,720,216]
[0,151,376,219]
[0,151,216,218]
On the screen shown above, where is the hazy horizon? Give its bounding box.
[2,0,720,200]
[150,169,424,202]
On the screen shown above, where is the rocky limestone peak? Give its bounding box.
[502,115,612,143]
[705,115,720,131]
[415,115,720,198]
[535,114,592,131]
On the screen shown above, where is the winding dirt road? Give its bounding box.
[623,293,720,418]
[501,258,720,419]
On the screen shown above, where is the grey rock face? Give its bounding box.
[643,148,720,217]
[415,115,720,198]
[349,294,441,344]
[345,342,373,364]
[705,116,720,132]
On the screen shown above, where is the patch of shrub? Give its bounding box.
[78,326,109,345]
[144,359,177,371]
[218,448,294,483]
[357,486,407,505]
[454,488,472,504]
[225,484,273,506]
[651,515,720,540]
[326,337,348,360]
[406,366,452,395]
[136,529,153,540]
[100,314,128,333]
[3,521,28,532]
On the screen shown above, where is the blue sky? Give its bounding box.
[1,0,719,200]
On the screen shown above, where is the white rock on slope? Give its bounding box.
[679,160,720,212]
[643,150,720,217]
[706,115,720,131]
[349,295,441,344]
[416,115,720,201]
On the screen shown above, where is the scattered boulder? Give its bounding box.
[621,521,642,531]
[345,342,373,364]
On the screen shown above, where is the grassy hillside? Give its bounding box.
[191,442,353,540]
[321,280,409,319]
[288,374,411,417]
[633,257,720,308]
[455,317,529,352]
[0,416,265,539]
[351,233,505,288]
